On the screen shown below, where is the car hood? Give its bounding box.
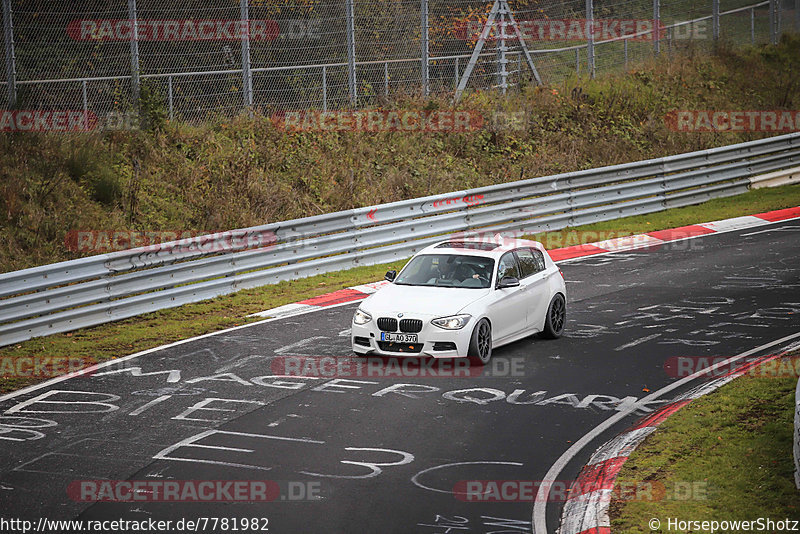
[360,283,490,317]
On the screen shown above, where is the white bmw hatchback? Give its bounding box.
[351,238,566,364]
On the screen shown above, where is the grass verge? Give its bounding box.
[1,183,799,395]
[609,350,800,532]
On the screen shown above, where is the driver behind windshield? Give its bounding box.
[395,254,493,288]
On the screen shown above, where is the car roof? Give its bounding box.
[418,238,546,258]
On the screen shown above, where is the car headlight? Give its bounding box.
[353,309,372,325]
[431,314,472,330]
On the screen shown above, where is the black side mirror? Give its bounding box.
[497,276,520,289]
[385,270,397,282]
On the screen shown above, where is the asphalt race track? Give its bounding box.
[1,219,799,533]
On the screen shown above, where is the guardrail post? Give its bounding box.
[712,0,719,44]
[421,0,429,97]
[586,0,595,78]
[240,0,253,115]
[345,0,357,106]
[653,0,660,55]
[127,0,140,110]
[2,0,16,108]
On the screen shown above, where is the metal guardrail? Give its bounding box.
[750,165,800,189]
[1,132,799,347]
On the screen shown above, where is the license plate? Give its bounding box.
[380,332,418,343]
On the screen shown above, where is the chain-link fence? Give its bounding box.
[1,0,797,122]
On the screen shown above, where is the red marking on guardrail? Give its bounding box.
[431,194,485,209]
[367,209,377,221]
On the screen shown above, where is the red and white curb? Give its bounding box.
[550,206,800,262]
[247,281,390,319]
[248,206,800,319]
[556,352,787,534]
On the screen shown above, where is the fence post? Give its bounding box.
[751,8,755,44]
[345,0,357,106]
[653,0,660,55]
[81,80,88,131]
[454,57,459,90]
[240,0,253,114]
[712,0,719,44]
[384,61,389,97]
[624,38,628,68]
[769,0,777,44]
[496,6,507,93]
[796,0,799,33]
[421,0,429,96]
[168,75,174,120]
[2,0,16,108]
[586,0,594,78]
[127,0,140,109]
[322,66,327,111]
[575,48,580,75]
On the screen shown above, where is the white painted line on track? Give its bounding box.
[613,334,661,351]
[0,299,360,405]
[740,224,800,237]
[557,214,800,265]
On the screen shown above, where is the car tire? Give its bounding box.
[541,293,566,339]
[467,318,492,365]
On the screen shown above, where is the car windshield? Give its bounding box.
[394,254,494,289]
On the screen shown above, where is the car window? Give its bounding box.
[515,248,540,278]
[497,252,520,282]
[394,254,494,288]
[531,248,546,272]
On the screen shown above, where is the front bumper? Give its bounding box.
[351,315,474,358]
